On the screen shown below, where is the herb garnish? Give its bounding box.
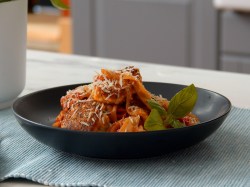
[144,84,198,131]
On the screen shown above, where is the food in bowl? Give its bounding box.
[53,66,199,132]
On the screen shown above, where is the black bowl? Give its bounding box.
[13,82,231,159]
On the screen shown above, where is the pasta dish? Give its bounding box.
[53,66,199,132]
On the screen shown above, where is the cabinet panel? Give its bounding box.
[71,0,218,69]
[221,11,250,55]
[71,0,94,55]
[221,54,250,73]
[95,0,191,66]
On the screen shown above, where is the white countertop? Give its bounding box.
[24,50,250,108]
[214,0,250,12]
[2,49,250,186]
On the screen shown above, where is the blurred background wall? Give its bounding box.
[27,0,250,73]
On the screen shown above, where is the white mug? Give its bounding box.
[0,0,27,110]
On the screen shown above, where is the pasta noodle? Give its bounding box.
[53,66,199,132]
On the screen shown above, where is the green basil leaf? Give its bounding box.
[50,0,69,10]
[167,84,198,118]
[170,120,185,128]
[147,99,167,116]
[164,114,186,128]
[144,109,166,131]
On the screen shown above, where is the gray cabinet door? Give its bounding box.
[220,11,250,73]
[71,0,217,69]
[221,54,250,73]
[95,0,190,67]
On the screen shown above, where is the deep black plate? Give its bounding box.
[13,82,231,159]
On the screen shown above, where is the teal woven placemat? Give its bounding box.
[0,107,250,187]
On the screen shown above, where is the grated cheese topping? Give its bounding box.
[61,66,142,130]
